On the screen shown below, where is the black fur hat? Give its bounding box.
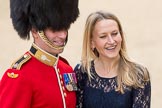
[10,0,79,39]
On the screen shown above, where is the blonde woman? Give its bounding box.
[75,11,151,108]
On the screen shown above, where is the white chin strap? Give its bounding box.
[38,31,65,50]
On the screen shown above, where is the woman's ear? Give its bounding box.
[91,40,95,51]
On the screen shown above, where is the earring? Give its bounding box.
[91,46,95,51]
[93,48,99,57]
[91,48,94,51]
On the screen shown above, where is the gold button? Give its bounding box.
[61,81,63,85]
[59,75,62,79]
[24,54,28,58]
[62,86,65,91]
[13,63,18,68]
[64,93,67,97]
[57,69,60,73]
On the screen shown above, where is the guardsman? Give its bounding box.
[0,0,79,108]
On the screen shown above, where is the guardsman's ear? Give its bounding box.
[31,28,39,39]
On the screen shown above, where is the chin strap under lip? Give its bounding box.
[38,30,68,50]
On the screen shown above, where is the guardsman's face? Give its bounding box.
[32,28,68,56]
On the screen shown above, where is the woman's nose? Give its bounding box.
[107,35,115,44]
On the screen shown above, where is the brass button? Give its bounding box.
[13,63,18,68]
[57,69,60,73]
[61,81,64,85]
[59,74,62,79]
[24,54,28,58]
[62,86,65,91]
[64,93,67,97]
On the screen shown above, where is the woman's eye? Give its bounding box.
[99,35,106,38]
[111,32,118,36]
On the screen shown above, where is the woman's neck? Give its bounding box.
[94,55,120,78]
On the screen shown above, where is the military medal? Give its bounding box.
[63,73,77,91]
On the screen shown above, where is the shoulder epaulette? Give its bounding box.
[11,53,31,70]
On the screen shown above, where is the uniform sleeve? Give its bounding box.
[74,64,85,108]
[0,69,32,108]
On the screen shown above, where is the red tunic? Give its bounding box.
[0,45,76,108]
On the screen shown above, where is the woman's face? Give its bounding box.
[91,19,122,59]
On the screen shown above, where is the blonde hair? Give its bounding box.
[81,11,150,93]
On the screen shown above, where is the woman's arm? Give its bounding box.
[132,80,151,108]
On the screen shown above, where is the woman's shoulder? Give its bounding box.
[134,63,148,73]
[74,63,86,74]
[133,62,150,81]
[74,63,88,75]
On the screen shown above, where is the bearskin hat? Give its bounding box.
[10,0,79,40]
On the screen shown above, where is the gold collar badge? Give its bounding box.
[29,44,58,66]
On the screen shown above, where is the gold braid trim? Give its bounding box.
[38,31,65,50]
